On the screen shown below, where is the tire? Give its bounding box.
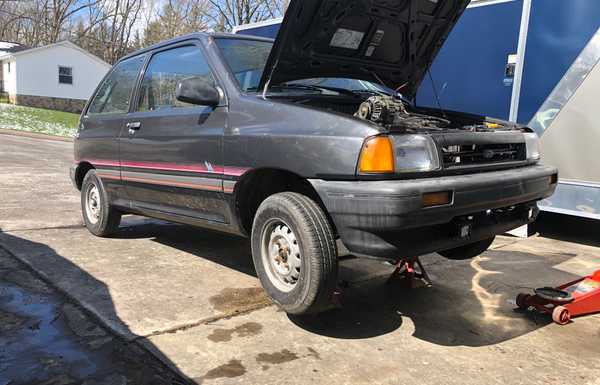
[81,169,121,237]
[438,237,495,260]
[251,192,338,315]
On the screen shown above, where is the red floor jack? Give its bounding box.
[516,269,600,325]
[332,257,431,307]
[389,257,432,288]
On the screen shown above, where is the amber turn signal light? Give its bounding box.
[359,136,395,173]
[422,191,453,207]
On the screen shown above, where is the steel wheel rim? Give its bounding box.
[85,183,101,224]
[260,218,301,293]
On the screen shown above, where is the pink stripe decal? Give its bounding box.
[77,159,250,177]
[97,173,121,180]
[122,176,222,191]
[121,161,224,174]
[224,167,250,177]
[76,159,121,167]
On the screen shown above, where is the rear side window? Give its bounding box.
[87,56,144,115]
[137,45,215,112]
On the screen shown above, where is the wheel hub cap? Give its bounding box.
[86,184,101,224]
[262,221,301,292]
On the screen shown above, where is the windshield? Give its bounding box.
[215,38,395,96]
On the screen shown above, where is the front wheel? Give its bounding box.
[251,192,338,315]
[81,169,121,237]
[438,237,495,260]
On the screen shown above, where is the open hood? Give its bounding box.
[258,0,469,98]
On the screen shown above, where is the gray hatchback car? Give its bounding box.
[71,0,558,315]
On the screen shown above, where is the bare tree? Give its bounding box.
[206,0,287,32]
[144,0,210,46]
[1,0,290,63]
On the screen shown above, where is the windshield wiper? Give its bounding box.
[249,83,364,97]
[246,84,326,94]
[278,84,367,97]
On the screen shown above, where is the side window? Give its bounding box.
[137,45,215,112]
[87,56,144,115]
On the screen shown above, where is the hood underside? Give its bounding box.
[259,0,469,98]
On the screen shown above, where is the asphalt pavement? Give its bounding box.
[1,131,599,385]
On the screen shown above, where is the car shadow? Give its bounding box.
[116,216,257,277]
[0,227,194,385]
[289,249,579,346]
[110,217,579,347]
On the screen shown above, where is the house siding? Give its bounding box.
[15,44,109,101]
[1,59,17,96]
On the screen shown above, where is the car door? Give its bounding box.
[120,42,228,223]
[77,55,145,206]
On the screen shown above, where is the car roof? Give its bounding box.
[119,32,274,63]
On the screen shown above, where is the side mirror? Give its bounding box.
[176,77,220,107]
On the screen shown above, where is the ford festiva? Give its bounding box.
[71,0,558,315]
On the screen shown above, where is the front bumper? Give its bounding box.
[310,165,558,258]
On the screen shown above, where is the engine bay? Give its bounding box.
[352,95,516,133]
[293,94,519,133]
[354,96,455,131]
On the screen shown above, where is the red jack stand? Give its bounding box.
[389,257,432,288]
[516,269,600,325]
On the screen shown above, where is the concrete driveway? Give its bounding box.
[1,132,599,384]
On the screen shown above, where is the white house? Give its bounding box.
[0,41,111,113]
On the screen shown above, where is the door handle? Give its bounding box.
[126,121,141,135]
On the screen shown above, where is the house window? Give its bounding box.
[7,62,10,73]
[58,66,73,84]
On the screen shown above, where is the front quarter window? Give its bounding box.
[136,45,215,112]
[215,38,272,91]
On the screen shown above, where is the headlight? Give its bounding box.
[358,134,441,174]
[524,132,541,161]
[392,135,441,173]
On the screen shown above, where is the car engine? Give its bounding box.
[354,95,407,125]
[354,95,452,131]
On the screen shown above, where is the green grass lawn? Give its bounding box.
[0,103,80,137]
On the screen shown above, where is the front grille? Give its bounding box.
[442,143,526,168]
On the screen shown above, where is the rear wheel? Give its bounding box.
[438,237,495,260]
[81,170,121,237]
[251,192,338,315]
